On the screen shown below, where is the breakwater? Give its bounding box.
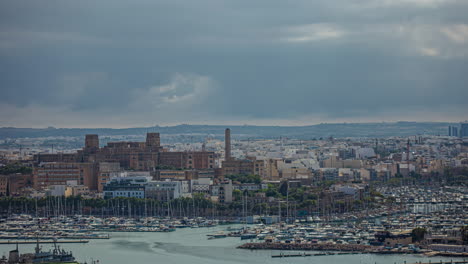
[238,242,376,252]
[238,243,468,258]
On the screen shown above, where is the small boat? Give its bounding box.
[207,232,227,239]
[240,233,257,240]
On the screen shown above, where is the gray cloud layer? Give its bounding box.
[0,0,467,127]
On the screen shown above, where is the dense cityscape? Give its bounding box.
[0,123,466,263]
[1,0,468,262]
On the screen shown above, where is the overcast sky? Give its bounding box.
[0,0,467,128]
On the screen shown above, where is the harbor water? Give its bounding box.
[0,225,459,264]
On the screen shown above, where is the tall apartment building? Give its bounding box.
[460,122,468,138]
[33,162,97,190]
[97,162,121,192]
[0,177,8,196]
[264,159,281,180]
[0,174,33,196]
[448,126,459,137]
[216,180,233,203]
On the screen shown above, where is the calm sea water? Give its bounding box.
[0,225,457,264]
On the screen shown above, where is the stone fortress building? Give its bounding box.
[33,133,215,191]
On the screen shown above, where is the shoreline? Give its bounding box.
[237,242,468,258]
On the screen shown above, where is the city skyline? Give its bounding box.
[0,1,467,263]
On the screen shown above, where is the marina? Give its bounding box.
[0,185,465,263]
[0,128,467,264]
[0,0,467,254]
[1,226,464,264]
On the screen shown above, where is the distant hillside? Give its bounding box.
[0,122,454,140]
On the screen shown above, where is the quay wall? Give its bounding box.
[238,242,376,252]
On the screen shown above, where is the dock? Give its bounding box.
[272,252,362,258]
[0,240,89,244]
[411,261,468,264]
[239,242,375,252]
[272,253,313,258]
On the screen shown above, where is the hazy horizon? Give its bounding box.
[1,120,463,130]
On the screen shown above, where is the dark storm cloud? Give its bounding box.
[0,0,467,127]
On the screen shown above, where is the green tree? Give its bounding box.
[461,226,468,245]
[232,189,242,201]
[225,174,261,184]
[0,163,32,175]
[279,182,289,196]
[411,227,427,242]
